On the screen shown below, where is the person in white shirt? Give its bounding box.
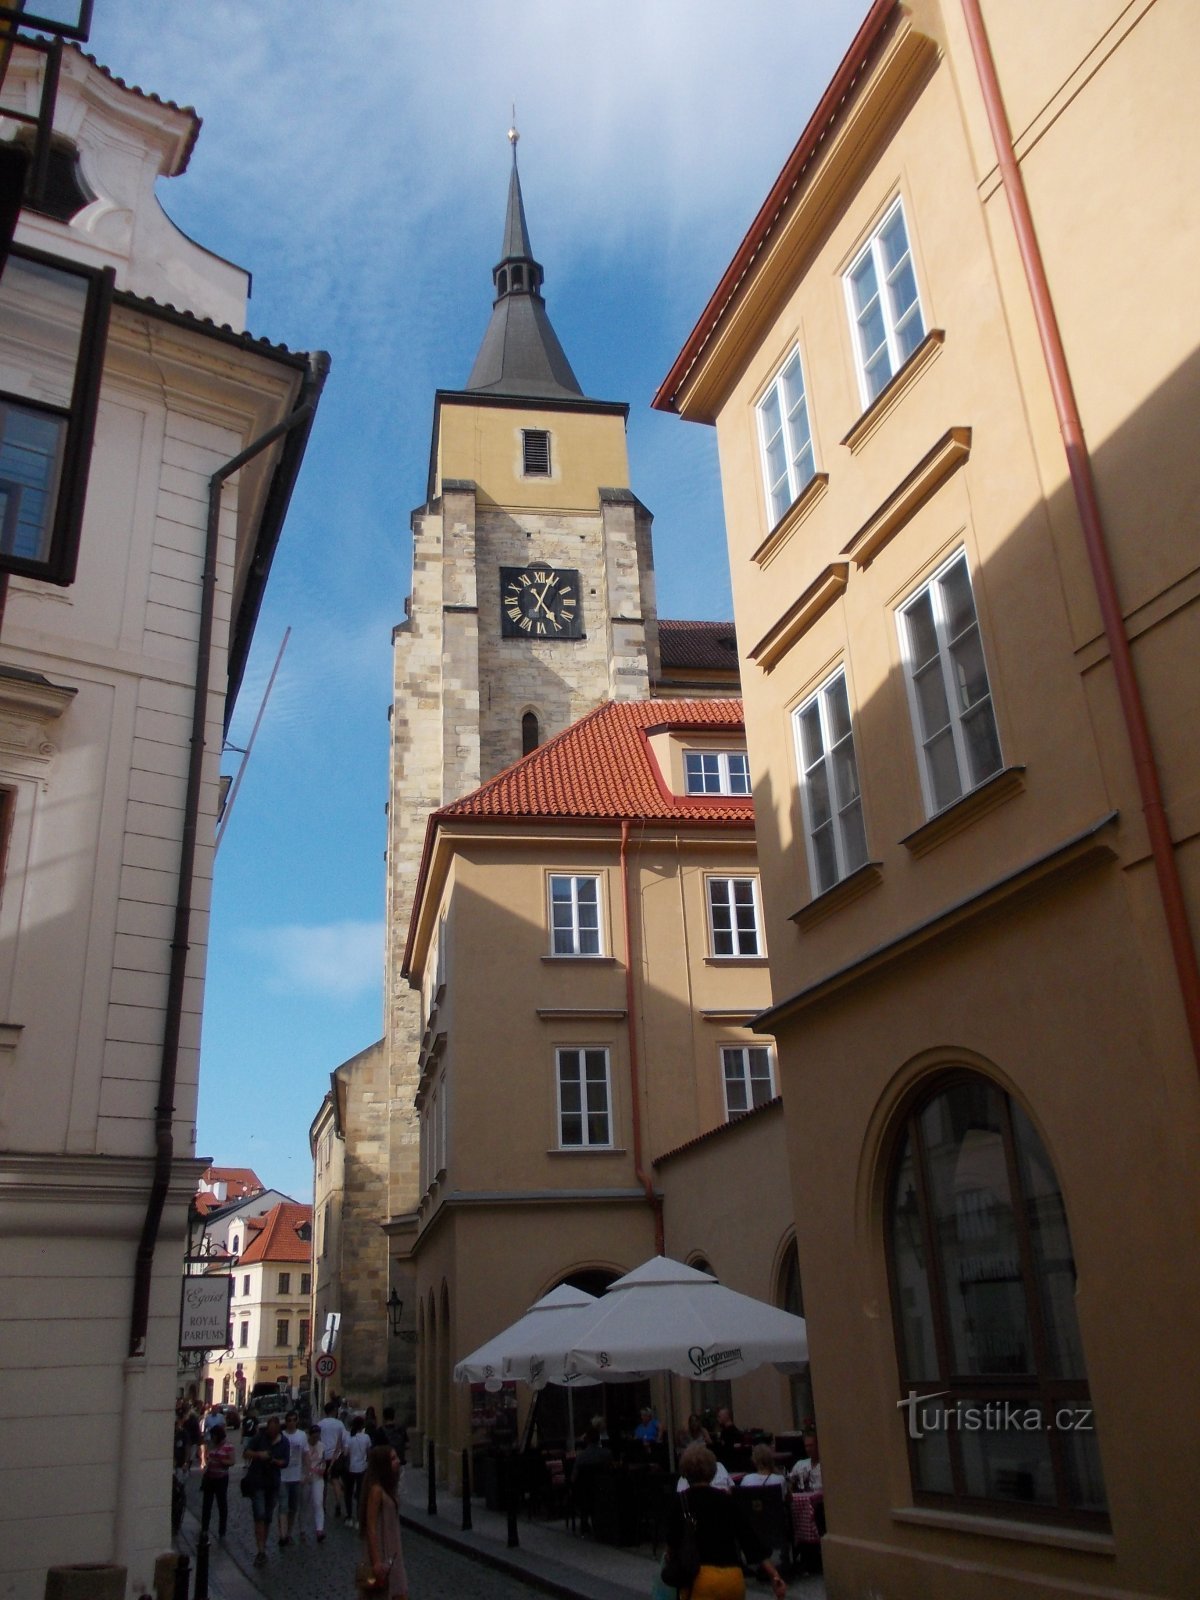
[278,1411,307,1544]
[344,1416,372,1527]
[741,1443,788,1489]
[317,1399,350,1519]
[677,1456,734,1493]
[788,1427,823,1492]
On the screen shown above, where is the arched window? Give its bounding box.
[886,1073,1106,1525]
[777,1239,813,1429]
[522,711,540,755]
[231,1235,240,1255]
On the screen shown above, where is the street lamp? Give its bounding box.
[386,1286,403,1337]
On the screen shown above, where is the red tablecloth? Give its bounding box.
[790,1489,824,1545]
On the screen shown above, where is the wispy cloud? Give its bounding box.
[237,920,385,1001]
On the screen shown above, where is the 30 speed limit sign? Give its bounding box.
[314,1353,337,1379]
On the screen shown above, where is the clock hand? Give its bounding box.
[531,582,556,618]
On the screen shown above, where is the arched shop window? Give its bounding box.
[886,1072,1107,1527]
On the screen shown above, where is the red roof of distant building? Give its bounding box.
[658,620,740,672]
[238,1202,312,1265]
[198,1166,264,1200]
[438,698,752,825]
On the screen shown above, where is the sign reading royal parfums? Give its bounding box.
[180,1275,233,1352]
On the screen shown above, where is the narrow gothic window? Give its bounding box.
[522,711,540,754]
[522,429,551,476]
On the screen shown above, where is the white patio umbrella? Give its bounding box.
[531,1256,809,1383]
[454,1282,603,1389]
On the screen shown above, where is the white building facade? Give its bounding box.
[0,45,324,1600]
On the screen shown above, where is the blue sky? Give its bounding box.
[85,1,867,1197]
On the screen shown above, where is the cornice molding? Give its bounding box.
[841,425,971,570]
[749,563,849,672]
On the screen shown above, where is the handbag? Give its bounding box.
[660,1490,701,1589]
[354,1560,391,1594]
[239,1460,261,1499]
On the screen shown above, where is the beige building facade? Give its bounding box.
[657,1,1200,1596]
[400,698,793,1480]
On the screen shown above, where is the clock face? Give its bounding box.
[500,565,584,639]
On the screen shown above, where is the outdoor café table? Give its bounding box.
[790,1488,824,1547]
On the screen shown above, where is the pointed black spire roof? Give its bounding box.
[465,129,584,400]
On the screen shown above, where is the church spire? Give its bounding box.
[465,124,584,399]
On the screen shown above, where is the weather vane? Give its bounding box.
[508,103,519,160]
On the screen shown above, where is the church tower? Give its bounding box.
[381,135,659,1366]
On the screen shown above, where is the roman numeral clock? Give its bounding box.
[500,564,584,638]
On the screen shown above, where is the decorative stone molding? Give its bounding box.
[841,425,971,570]
[0,667,76,776]
[749,563,849,672]
[752,472,830,570]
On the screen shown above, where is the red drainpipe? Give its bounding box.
[620,818,665,1253]
[960,0,1200,1072]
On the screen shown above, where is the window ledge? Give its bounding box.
[536,1007,627,1022]
[901,767,1026,858]
[548,1147,626,1157]
[790,861,883,930]
[541,954,617,964]
[841,328,945,454]
[891,1506,1114,1556]
[751,472,829,570]
[704,956,769,967]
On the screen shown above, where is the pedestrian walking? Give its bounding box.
[344,1415,371,1528]
[243,1413,289,1566]
[304,1425,326,1542]
[199,1424,235,1539]
[360,1445,408,1599]
[277,1409,305,1545]
[316,1398,349,1520]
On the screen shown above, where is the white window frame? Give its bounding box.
[548,873,603,956]
[721,1044,776,1120]
[555,1047,613,1149]
[897,549,1003,817]
[844,197,926,407]
[683,749,751,796]
[793,667,868,896]
[756,345,817,526]
[706,875,762,958]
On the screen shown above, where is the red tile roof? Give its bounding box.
[438,699,753,824]
[237,1202,312,1266]
[658,620,740,672]
[199,1166,263,1200]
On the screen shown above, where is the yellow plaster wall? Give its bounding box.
[436,401,630,509]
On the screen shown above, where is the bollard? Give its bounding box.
[172,1556,189,1600]
[192,1533,209,1600]
[504,1454,519,1550]
[460,1449,472,1532]
[426,1440,437,1516]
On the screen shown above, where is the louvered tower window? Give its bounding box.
[522,429,551,476]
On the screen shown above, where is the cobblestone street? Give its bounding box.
[176,1465,822,1600]
[179,1472,578,1599]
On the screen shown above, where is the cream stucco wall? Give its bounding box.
[667,2,1200,1596]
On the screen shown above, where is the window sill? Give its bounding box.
[548,1146,626,1157]
[901,766,1026,858]
[751,472,829,570]
[891,1506,1114,1556]
[841,328,945,454]
[790,861,883,930]
[704,955,768,967]
[541,954,617,964]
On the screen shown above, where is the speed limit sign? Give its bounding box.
[314,1353,337,1379]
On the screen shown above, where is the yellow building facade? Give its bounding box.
[657,1,1200,1596]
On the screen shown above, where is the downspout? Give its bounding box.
[620,818,665,1254]
[960,0,1200,1072]
[114,361,325,1582]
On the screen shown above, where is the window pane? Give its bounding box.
[960,1408,1057,1507]
[1060,1414,1108,1513]
[920,1086,1034,1376]
[0,404,66,563]
[797,703,825,772]
[914,661,951,743]
[840,798,868,873]
[1010,1104,1086,1379]
[939,556,976,641]
[949,626,990,714]
[905,591,940,672]
[728,753,750,794]
[926,727,963,811]
[962,700,1002,788]
[561,1115,582,1146]
[812,822,838,894]
[825,674,852,744]
[0,255,88,409]
[806,759,832,830]
[890,1142,940,1381]
[910,1397,956,1493]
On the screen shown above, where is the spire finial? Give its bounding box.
[507,104,519,163]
